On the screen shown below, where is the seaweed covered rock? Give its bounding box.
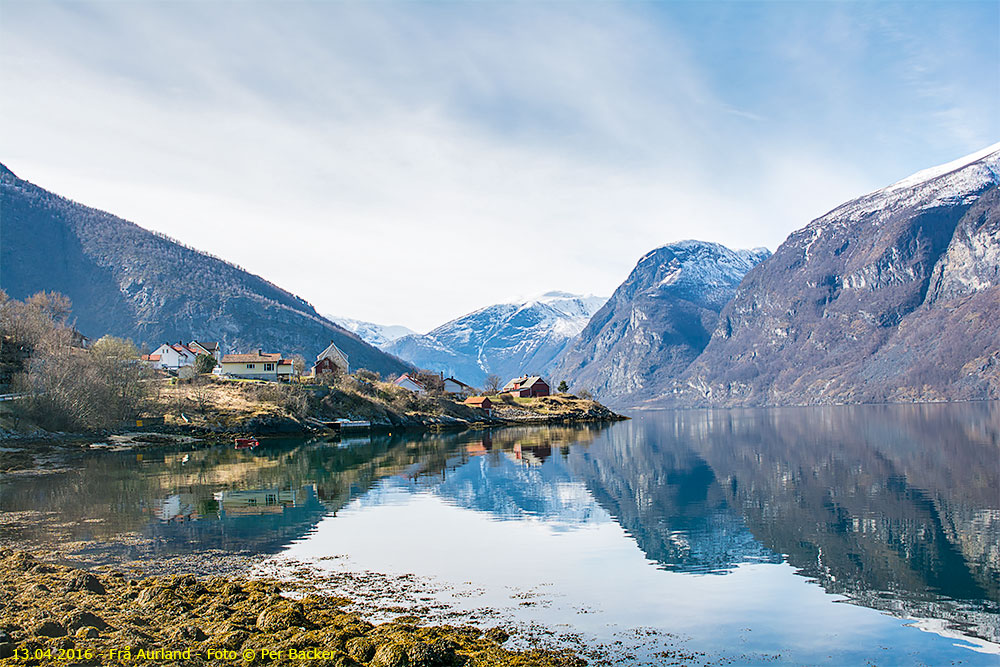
[0,550,584,666]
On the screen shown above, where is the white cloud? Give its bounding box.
[1,2,995,331]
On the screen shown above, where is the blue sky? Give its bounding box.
[1,1,997,331]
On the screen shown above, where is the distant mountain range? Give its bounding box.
[4,141,996,407]
[675,143,1000,406]
[324,315,416,348]
[383,292,606,388]
[0,163,412,376]
[553,241,769,404]
[549,144,999,407]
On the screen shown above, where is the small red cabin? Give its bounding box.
[464,396,493,409]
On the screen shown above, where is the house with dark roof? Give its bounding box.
[443,376,476,396]
[189,340,221,361]
[220,349,293,381]
[502,375,550,398]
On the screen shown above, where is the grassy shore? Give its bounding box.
[0,550,584,666]
[148,375,626,435]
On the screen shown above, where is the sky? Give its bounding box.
[1,1,997,332]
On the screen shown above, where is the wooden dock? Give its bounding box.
[309,419,372,432]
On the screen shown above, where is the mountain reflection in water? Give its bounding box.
[0,403,997,654]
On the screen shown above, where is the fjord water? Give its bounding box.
[2,404,998,664]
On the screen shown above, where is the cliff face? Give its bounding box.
[0,164,412,375]
[675,145,1000,406]
[552,241,769,405]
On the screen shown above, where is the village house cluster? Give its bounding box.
[140,339,351,382]
[139,338,554,416]
[390,372,551,417]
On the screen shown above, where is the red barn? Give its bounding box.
[464,396,493,410]
[501,375,550,398]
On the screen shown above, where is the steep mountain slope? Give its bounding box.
[677,143,1000,406]
[325,315,416,348]
[0,163,412,375]
[552,241,769,405]
[384,292,606,387]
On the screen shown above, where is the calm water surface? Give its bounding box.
[2,403,998,665]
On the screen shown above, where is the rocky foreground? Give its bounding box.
[0,551,583,666]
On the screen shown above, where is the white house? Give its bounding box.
[394,373,426,393]
[313,340,349,376]
[219,350,293,381]
[443,376,475,395]
[143,343,198,371]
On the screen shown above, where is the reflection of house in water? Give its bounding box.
[509,443,552,465]
[144,484,328,555]
[213,488,301,516]
[465,433,493,456]
[152,494,200,522]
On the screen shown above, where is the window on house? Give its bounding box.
[264,363,275,371]
[246,363,255,369]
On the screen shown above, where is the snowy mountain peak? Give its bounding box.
[553,239,771,404]
[632,241,770,303]
[817,143,1000,227]
[384,291,608,386]
[884,142,1000,193]
[325,315,417,348]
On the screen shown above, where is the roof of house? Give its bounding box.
[221,351,285,363]
[316,340,349,363]
[502,375,547,391]
[141,354,161,362]
[171,344,198,356]
[190,340,219,352]
[444,377,476,390]
[395,373,426,389]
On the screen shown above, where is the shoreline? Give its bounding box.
[0,376,628,453]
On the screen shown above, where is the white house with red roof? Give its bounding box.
[220,349,293,381]
[394,373,426,393]
[143,342,199,371]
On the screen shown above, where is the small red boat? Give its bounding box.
[234,437,259,449]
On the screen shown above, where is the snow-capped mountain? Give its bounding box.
[383,292,607,388]
[679,143,1000,406]
[552,241,770,404]
[324,315,416,349]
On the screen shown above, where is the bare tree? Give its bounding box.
[483,374,502,395]
[89,335,151,424]
[5,293,151,430]
[415,371,445,394]
[191,378,213,414]
[289,354,307,378]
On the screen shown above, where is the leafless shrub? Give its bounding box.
[3,292,151,430]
